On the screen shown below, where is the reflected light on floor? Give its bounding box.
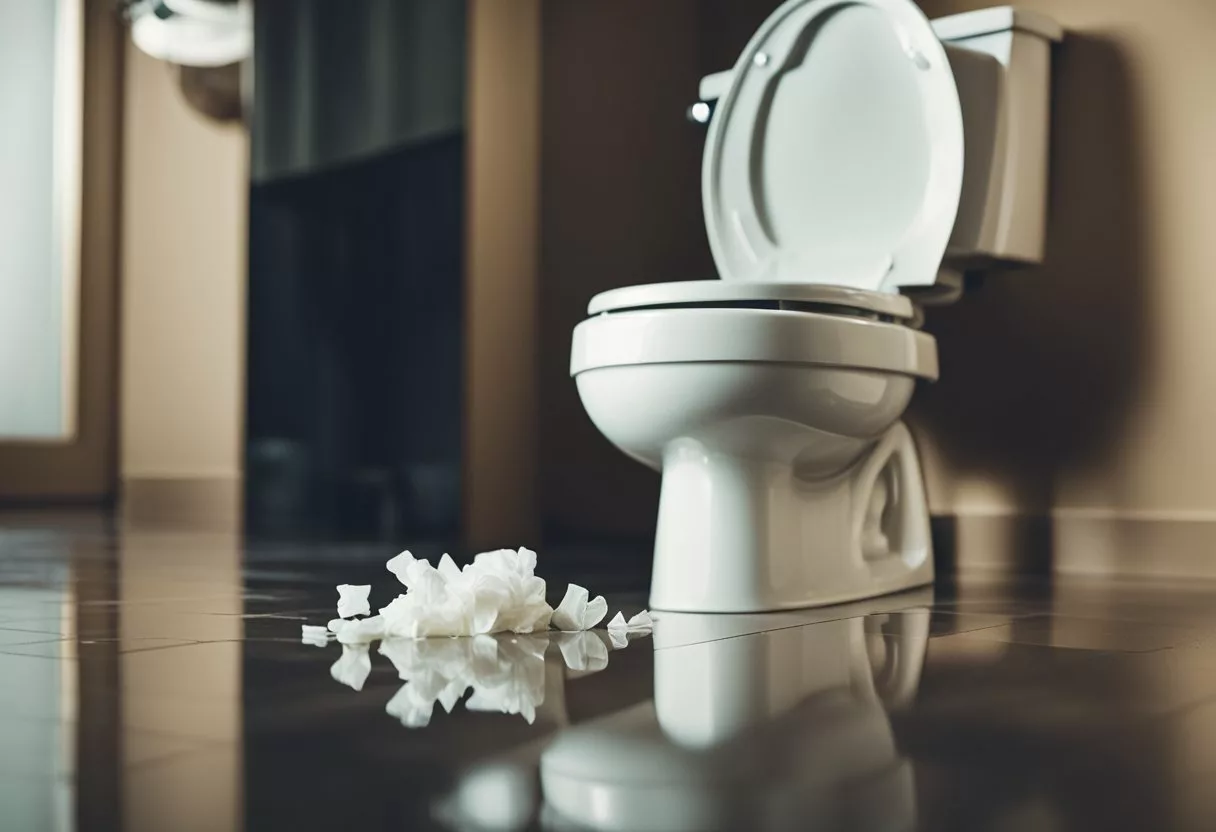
[119,529,243,832]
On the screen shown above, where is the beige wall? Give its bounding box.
[120,46,248,495]
[109,1,1216,572]
[465,0,541,548]
[908,0,1216,571]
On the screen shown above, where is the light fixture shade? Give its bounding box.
[129,0,250,68]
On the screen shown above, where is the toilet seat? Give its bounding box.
[702,0,964,292]
[588,280,915,320]
[570,306,938,380]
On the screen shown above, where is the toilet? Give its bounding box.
[569,1,1062,613]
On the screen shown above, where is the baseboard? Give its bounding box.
[121,476,240,532]
[932,512,1216,579]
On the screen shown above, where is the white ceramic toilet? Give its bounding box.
[570,2,1062,613]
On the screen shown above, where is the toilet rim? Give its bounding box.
[570,306,938,380]
[587,281,916,320]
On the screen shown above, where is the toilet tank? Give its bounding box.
[932,7,1063,269]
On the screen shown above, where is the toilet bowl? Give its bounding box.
[572,285,937,612]
[570,0,1060,612]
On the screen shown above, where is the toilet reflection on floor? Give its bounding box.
[429,606,929,832]
[538,609,929,832]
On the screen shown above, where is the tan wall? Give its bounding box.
[464,0,541,548]
[120,46,248,492]
[907,0,1216,570]
[110,1,1216,568]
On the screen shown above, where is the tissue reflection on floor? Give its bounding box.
[316,629,625,727]
[437,607,931,832]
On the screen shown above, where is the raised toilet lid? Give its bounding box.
[703,0,965,292]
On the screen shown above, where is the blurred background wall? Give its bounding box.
[464,0,541,549]
[537,0,713,543]
[120,41,248,529]
[244,0,468,541]
[907,0,1216,575]
[15,0,1216,577]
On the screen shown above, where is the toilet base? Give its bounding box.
[648,421,934,613]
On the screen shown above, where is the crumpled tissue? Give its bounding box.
[312,548,652,645]
[329,615,386,644]
[336,584,371,619]
[606,610,654,649]
[303,547,655,723]
[607,610,654,632]
[301,624,331,647]
[551,583,608,632]
[379,548,553,638]
[317,548,557,644]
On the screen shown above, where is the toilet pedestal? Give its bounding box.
[649,422,934,613]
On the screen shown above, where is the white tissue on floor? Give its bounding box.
[307,547,656,725]
[605,610,653,648]
[551,584,608,632]
[628,610,654,629]
[301,625,330,646]
[377,548,553,639]
[336,584,372,619]
[606,610,654,631]
[330,643,372,691]
[331,615,386,644]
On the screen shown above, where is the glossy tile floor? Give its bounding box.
[6,516,1216,830]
